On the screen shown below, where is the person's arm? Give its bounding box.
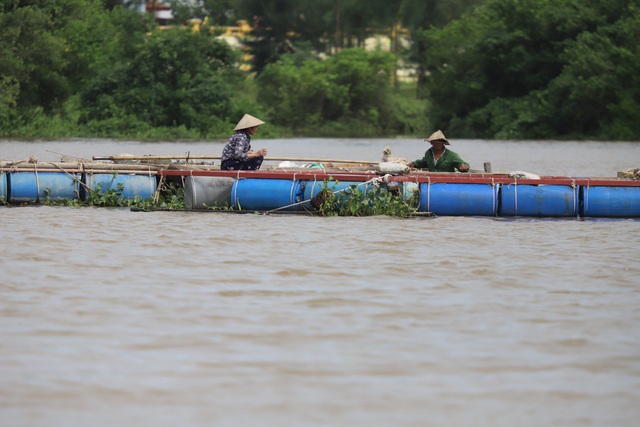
[410,152,430,169]
[450,152,470,172]
[248,148,267,158]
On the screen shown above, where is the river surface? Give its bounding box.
[1,138,639,427]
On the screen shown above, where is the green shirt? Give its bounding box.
[413,147,470,172]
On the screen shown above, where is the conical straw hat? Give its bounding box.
[233,114,265,131]
[424,130,450,145]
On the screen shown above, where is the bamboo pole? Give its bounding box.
[92,155,379,164]
[1,169,160,175]
[1,162,161,171]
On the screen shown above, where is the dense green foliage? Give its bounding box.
[0,0,639,140]
[78,26,242,137]
[1,0,153,136]
[257,48,427,136]
[422,0,640,139]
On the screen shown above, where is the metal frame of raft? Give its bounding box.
[2,164,639,218]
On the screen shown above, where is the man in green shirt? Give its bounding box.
[408,130,470,172]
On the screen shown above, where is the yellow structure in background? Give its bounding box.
[186,18,252,38]
[183,18,253,71]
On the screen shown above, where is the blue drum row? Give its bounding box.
[5,173,637,217]
[228,179,640,218]
[418,183,640,218]
[230,178,370,211]
[0,171,157,203]
[184,177,374,211]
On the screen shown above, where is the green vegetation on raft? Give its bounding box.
[37,176,187,210]
[311,179,419,217]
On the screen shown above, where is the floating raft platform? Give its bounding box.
[1,159,639,218]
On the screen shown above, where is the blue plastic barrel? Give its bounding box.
[231,179,304,210]
[582,186,640,218]
[0,172,6,201]
[84,173,157,201]
[302,180,370,209]
[501,184,577,217]
[418,183,498,216]
[402,182,419,201]
[9,171,80,203]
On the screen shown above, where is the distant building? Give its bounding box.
[146,1,174,26]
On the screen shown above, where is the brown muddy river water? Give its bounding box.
[1,138,639,426]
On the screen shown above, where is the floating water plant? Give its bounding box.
[312,179,418,217]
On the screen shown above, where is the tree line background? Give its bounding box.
[1,0,638,140]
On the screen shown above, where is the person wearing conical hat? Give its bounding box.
[221,114,267,170]
[408,130,469,172]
